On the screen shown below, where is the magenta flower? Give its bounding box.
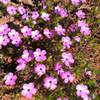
[22,13,29,20]
[21,26,32,36]
[54,63,64,75]
[69,24,78,32]
[71,0,80,6]
[80,26,91,35]
[18,6,26,15]
[11,37,22,46]
[78,20,88,27]
[17,58,26,64]
[43,29,54,38]
[57,97,69,100]
[62,52,74,67]
[74,36,81,42]
[43,76,57,90]
[0,24,10,35]
[62,36,72,49]
[34,48,47,62]
[0,0,10,4]
[7,6,17,15]
[76,84,90,100]
[21,83,37,99]
[32,11,39,20]
[22,50,34,62]
[55,24,66,36]
[31,30,43,41]
[34,63,46,77]
[60,71,74,83]
[81,0,86,3]
[8,29,19,40]
[55,6,68,18]
[41,12,50,21]
[16,63,26,71]
[4,72,17,86]
[76,10,85,19]
[78,20,91,35]
[0,35,10,47]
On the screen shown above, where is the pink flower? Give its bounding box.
[55,6,68,18]
[16,63,26,71]
[55,24,66,36]
[0,35,10,47]
[31,30,43,41]
[43,76,57,90]
[32,11,39,20]
[57,97,69,100]
[43,28,54,38]
[54,63,64,75]
[34,48,47,62]
[21,26,32,36]
[18,6,26,15]
[76,10,85,19]
[41,12,50,21]
[62,52,74,66]
[7,6,17,15]
[78,20,91,35]
[76,84,90,100]
[60,71,74,83]
[71,0,80,6]
[21,83,37,99]
[62,36,72,48]
[4,72,17,86]
[22,50,34,62]
[34,63,46,77]
[8,29,19,40]
[74,36,81,42]
[0,0,11,4]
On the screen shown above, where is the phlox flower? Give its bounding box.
[22,50,34,62]
[43,28,54,39]
[16,63,26,71]
[78,20,91,35]
[76,84,90,100]
[34,48,47,62]
[4,72,17,86]
[55,24,66,36]
[31,30,43,41]
[32,11,39,20]
[43,76,57,90]
[76,10,85,19]
[60,71,74,83]
[21,83,37,99]
[74,36,81,42]
[57,97,69,100]
[0,24,10,35]
[62,36,72,49]
[54,63,64,75]
[21,26,32,37]
[0,0,10,4]
[18,6,26,15]
[34,63,46,77]
[55,6,68,18]
[62,52,74,67]
[41,12,50,21]
[69,24,78,32]
[0,35,10,47]
[71,0,80,5]
[7,6,17,15]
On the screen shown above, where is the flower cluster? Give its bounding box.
[0,0,93,99]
